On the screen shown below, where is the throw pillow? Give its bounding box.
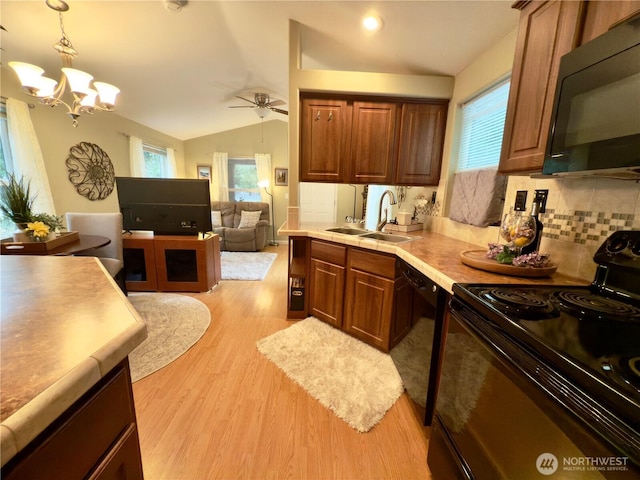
[211,210,222,227]
[238,210,262,228]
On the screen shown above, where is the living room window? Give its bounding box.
[227,157,261,202]
[142,143,171,178]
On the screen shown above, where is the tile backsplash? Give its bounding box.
[541,209,639,246]
[429,175,640,281]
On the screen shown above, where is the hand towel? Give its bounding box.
[449,168,507,227]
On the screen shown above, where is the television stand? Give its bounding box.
[123,232,221,292]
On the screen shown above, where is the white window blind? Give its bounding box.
[457,79,510,172]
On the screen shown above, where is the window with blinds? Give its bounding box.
[456,79,510,172]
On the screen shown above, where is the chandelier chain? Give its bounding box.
[53,12,77,58]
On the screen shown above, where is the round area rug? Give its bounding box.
[127,293,211,382]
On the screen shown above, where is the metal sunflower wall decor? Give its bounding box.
[66,142,115,201]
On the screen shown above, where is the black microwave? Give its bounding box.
[543,15,640,179]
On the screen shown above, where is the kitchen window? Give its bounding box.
[456,78,510,172]
[227,157,261,202]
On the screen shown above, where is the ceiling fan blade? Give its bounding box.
[234,96,257,106]
[268,99,285,107]
[270,107,289,115]
[229,105,256,109]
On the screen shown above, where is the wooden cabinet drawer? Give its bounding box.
[348,248,397,279]
[3,362,138,480]
[311,240,347,265]
[88,424,143,480]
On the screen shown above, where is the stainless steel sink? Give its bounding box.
[325,227,369,235]
[359,232,415,243]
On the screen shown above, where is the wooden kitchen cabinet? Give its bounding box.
[498,0,582,174]
[395,102,448,186]
[309,240,346,327]
[344,248,399,352]
[299,94,447,186]
[300,98,350,183]
[2,360,143,480]
[350,101,399,184]
[580,1,640,45]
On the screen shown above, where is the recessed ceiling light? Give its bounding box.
[362,15,383,32]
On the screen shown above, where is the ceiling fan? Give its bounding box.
[229,93,288,118]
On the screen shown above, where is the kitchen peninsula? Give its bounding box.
[279,223,586,294]
[1,256,147,478]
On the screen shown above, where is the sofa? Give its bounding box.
[210,201,270,251]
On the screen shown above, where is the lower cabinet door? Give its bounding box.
[344,268,394,351]
[309,258,345,328]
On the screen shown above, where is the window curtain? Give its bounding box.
[129,135,145,177]
[254,153,272,203]
[211,152,229,201]
[165,147,177,178]
[6,98,56,215]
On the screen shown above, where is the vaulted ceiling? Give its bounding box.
[0,1,519,140]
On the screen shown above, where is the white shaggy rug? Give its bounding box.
[128,293,211,382]
[257,317,404,432]
[220,251,277,280]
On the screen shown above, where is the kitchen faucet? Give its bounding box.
[376,189,397,231]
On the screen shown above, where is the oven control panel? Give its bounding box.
[594,230,640,269]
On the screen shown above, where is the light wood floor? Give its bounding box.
[132,244,433,480]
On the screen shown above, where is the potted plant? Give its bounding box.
[0,173,34,228]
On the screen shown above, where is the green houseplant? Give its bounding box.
[1,175,63,239]
[0,173,35,226]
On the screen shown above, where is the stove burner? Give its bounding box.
[481,288,558,320]
[550,291,640,322]
[602,356,640,393]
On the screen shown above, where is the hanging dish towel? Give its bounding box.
[449,168,507,227]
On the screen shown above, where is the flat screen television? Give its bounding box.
[115,177,212,235]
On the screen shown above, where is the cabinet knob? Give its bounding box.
[328,111,333,121]
[315,111,321,121]
[432,285,437,293]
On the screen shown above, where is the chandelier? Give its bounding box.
[8,0,120,127]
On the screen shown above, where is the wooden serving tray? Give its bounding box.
[1,231,79,254]
[460,249,557,277]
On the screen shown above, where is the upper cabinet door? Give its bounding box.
[300,98,350,183]
[498,0,582,174]
[580,0,640,45]
[395,102,448,186]
[350,102,398,184]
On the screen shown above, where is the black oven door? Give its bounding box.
[427,298,639,480]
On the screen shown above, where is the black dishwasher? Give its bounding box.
[390,257,448,425]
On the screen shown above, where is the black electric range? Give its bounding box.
[452,230,640,459]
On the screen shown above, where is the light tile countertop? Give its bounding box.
[0,256,147,467]
[279,222,587,292]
